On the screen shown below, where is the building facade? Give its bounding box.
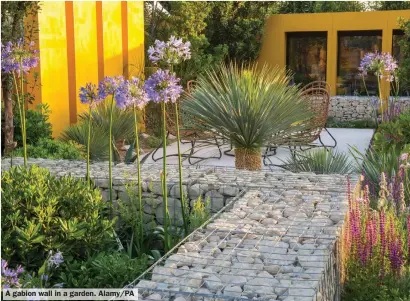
[25,1,144,137]
[258,10,410,97]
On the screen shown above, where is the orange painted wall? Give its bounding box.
[26,1,145,137]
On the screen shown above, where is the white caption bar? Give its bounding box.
[2,289,139,300]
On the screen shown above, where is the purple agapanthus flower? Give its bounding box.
[79,83,103,106]
[1,259,24,288]
[1,39,39,75]
[148,35,191,66]
[126,77,150,109]
[48,251,64,268]
[144,69,183,103]
[97,76,131,108]
[359,52,398,81]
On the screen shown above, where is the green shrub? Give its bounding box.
[1,165,117,270]
[14,104,53,146]
[13,138,84,160]
[58,252,149,288]
[281,149,354,174]
[326,117,377,129]
[373,109,410,154]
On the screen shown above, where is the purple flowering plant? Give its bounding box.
[1,259,24,289]
[1,39,39,166]
[22,251,65,289]
[144,69,183,104]
[344,174,409,285]
[148,35,191,67]
[145,36,191,240]
[359,52,399,123]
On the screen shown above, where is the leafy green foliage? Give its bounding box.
[373,110,410,154]
[350,146,410,201]
[281,149,354,174]
[14,104,52,146]
[60,102,138,161]
[343,268,410,301]
[326,117,377,129]
[183,63,313,150]
[1,166,116,270]
[397,18,410,95]
[13,138,83,160]
[278,1,365,13]
[58,252,148,288]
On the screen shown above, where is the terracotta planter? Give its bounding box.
[234,148,261,170]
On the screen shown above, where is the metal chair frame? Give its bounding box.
[263,82,337,167]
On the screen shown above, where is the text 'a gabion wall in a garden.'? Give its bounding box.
[329,96,410,121]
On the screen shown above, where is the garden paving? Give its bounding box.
[143,128,374,168]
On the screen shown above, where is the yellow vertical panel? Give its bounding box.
[73,1,99,115]
[37,1,70,137]
[102,1,123,77]
[127,1,145,78]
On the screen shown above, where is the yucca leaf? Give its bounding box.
[281,149,354,174]
[182,62,313,150]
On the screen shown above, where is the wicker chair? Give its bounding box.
[263,82,337,166]
[151,80,223,164]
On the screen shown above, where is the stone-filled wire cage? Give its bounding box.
[120,168,353,301]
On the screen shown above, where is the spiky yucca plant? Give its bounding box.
[182,63,313,170]
[282,149,354,174]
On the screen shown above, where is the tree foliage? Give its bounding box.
[397,18,410,94]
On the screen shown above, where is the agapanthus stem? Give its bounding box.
[175,102,189,236]
[12,71,26,167]
[378,76,384,122]
[133,104,144,249]
[86,105,92,185]
[162,101,170,251]
[109,95,114,203]
[20,70,27,167]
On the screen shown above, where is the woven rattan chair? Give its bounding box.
[263,82,337,166]
[151,80,223,164]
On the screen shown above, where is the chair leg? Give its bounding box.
[324,128,337,148]
[263,146,277,166]
[224,142,234,157]
[151,132,169,162]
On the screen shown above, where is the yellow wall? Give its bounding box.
[26,1,145,137]
[258,10,410,97]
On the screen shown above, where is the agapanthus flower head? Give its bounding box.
[48,251,64,268]
[1,259,24,288]
[97,75,132,109]
[125,77,150,109]
[79,83,102,106]
[359,52,398,81]
[144,69,183,103]
[148,35,191,66]
[1,39,39,75]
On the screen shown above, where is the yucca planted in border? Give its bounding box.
[182,63,313,170]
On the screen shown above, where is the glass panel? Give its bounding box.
[392,29,405,63]
[286,32,327,86]
[337,30,382,96]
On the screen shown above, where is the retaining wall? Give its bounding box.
[328,96,410,121]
